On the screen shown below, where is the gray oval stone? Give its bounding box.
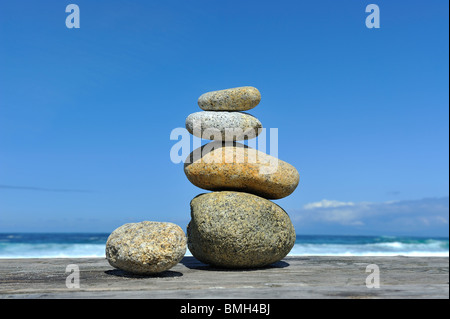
[106,221,186,274]
[198,86,261,111]
[187,191,296,268]
[185,111,262,141]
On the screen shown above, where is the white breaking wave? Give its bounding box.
[0,243,106,258]
[288,241,449,257]
[0,240,448,259]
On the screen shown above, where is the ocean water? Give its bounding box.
[289,235,449,257]
[0,233,448,258]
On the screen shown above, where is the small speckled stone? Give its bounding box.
[106,221,186,275]
[186,111,262,141]
[198,86,261,111]
[184,142,300,200]
[187,191,296,268]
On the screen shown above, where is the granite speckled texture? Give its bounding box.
[184,142,300,199]
[106,221,186,275]
[185,111,262,141]
[187,191,296,268]
[198,86,261,111]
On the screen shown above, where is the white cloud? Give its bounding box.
[436,216,449,224]
[303,199,356,210]
[290,197,449,236]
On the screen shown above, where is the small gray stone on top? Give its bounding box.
[198,86,261,111]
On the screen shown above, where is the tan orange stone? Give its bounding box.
[184,142,300,199]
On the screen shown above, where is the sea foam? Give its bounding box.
[0,234,448,258]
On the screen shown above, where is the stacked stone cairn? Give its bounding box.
[184,86,300,268]
[103,86,299,275]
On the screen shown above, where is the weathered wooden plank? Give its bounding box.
[0,256,448,299]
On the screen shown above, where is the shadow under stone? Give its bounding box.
[104,269,183,278]
[180,256,289,271]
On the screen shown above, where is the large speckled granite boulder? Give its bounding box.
[184,142,299,200]
[198,86,261,111]
[187,191,296,268]
[186,111,262,141]
[106,221,186,275]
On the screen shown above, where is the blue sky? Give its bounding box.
[0,0,448,236]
